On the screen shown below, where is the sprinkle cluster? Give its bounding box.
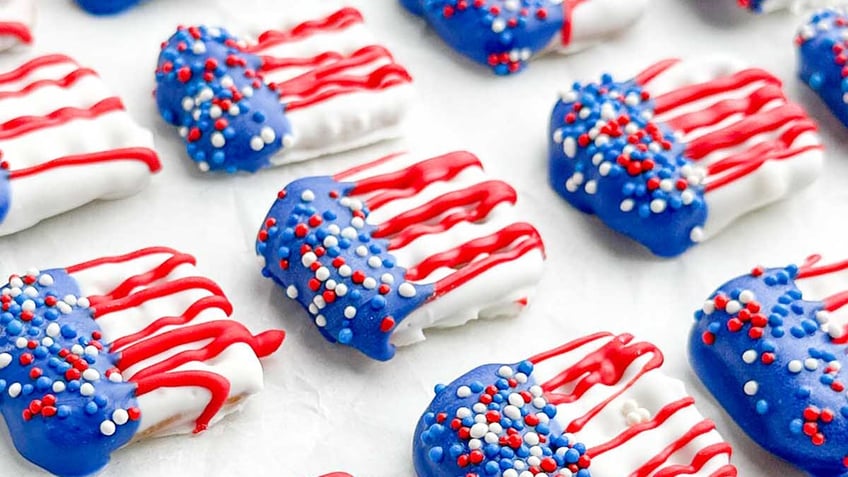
[797,9,848,127]
[691,265,848,475]
[415,0,564,75]
[549,75,707,257]
[737,0,767,13]
[155,25,291,173]
[256,176,431,361]
[0,269,140,475]
[417,362,591,477]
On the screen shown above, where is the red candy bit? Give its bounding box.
[536,8,547,19]
[456,454,470,468]
[713,294,729,310]
[379,316,395,332]
[442,5,454,17]
[29,368,42,380]
[701,331,716,345]
[65,368,81,381]
[378,284,391,295]
[832,381,845,392]
[760,353,775,365]
[308,215,323,228]
[822,409,835,423]
[322,290,336,304]
[19,353,33,366]
[279,259,289,270]
[127,407,142,421]
[257,230,269,242]
[214,118,229,131]
[804,406,821,421]
[187,127,202,142]
[308,279,321,292]
[524,413,540,426]
[351,271,366,284]
[469,450,484,465]
[436,412,447,423]
[20,310,33,322]
[42,406,57,418]
[177,66,192,83]
[294,224,309,238]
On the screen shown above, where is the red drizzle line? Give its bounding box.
[348,151,480,201]
[0,67,98,102]
[67,247,181,273]
[411,222,545,296]
[561,0,589,46]
[262,45,393,72]
[123,321,285,433]
[653,443,737,477]
[0,96,125,139]
[8,147,162,180]
[795,255,848,316]
[587,397,696,457]
[0,54,76,85]
[665,83,785,134]
[531,333,664,433]
[634,59,681,86]
[375,180,518,250]
[110,295,233,352]
[652,68,781,116]
[246,7,364,53]
[90,277,225,318]
[0,22,32,45]
[87,252,196,305]
[630,420,722,477]
[274,46,411,112]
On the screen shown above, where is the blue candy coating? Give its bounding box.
[413,362,591,476]
[256,176,433,361]
[74,0,142,15]
[689,265,848,477]
[0,269,139,477]
[797,9,848,128]
[548,75,707,257]
[0,168,9,226]
[401,0,565,75]
[155,25,292,173]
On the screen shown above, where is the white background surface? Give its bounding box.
[0,0,844,475]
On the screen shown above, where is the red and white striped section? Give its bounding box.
[335,151,545,346]
[0,54,160,237]
[637,56,823,239]
[246,6,413,164]
[554,0,648,54]
[0,0,34,51]
[531,333,737,476]
[66,247,284,437]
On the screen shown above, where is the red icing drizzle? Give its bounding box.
[333,151,407,181]
[67,247,285,433]
[634,58,679,85]
[561,0,589,46]
[8,147,161,180]
[637,63,821,193]
[0,22,32,44]
[411,222,544,296]
[246,7,364,53]
[796,255,848,316]
[0,67,98,102]
[0,96,125,140]
[530,333,736,474]
[0,55,75,86]
[375,180,517,250]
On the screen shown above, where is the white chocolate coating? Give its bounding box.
[0,0,34,51]
[551,0,649,54]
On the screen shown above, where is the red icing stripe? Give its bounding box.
[653,443,737,477]
[89,277,225,318]
[0,96,125,139]
[0,67,99,102]
[8,147,162,180]
[376,180,518,250]
[635,59,681,86]
[262,45,394,72]
[651,68,781,116]
[247,7,364,53]
[280,64,411,112]
[333,151,407,181]
[586,397,696,457]
[664,83,786,134]
[66,247,179,273]
[0,54,76,85]
[630,420,721,477]
[88,252,196,304]
[413,222,544,296]
[561,0,589,46]
[348,151,481,199]
[0,21,32,45]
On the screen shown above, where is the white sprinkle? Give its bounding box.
[85,346,99,357]
[368,256,382,268]
[323,236,339,248]
[315,267,330,281]
[456,386,471,398]
[209,105,223,119]
[456,407,471,418]
[363,277,377,289]
[344,306,357,319]
[739,290,755,304]
[112,409,129,425]
[805,358,819,371]
[470,422,488,439]
[78,297,90,308]
[250,136,265,151]
[53,381,66,393]
[198,161,210,172]
[524,432,540,446]
[563,137,576,158]
[742,350,758,364]
[301,252,317,267]
[491,18,506,33]
[620,399,638,415]
[100,420,116,436]
[599,162,612,176]
[80,383,95,396]
[509,393,525,407]
[468,438,483,450]
[356,246,368,257]
[381,273,394,284]
[63,294,77,306]
[650,199,667,214]
[398,283,417,298]
[0,353,11,369]
[702,300,715,315]
[816,310,831,324]
[788,360,803,373]
[681,189,695,205]
[690,226,704,243]
[15,337,27,349]
[192,41,206,54]
[38,274,54,286]
[261,127,276,144]
[301,190,315,202]
[341,227,357,240]
[498,366,513,378]
[71,344,84,356]
[41,337,54,348]
[743,381,759,396]
[283,134,294,147]
[286,285,298,299]
[8,382,20,398]
[338,265,352,277]
[315,315,327,327]
[335,284,348,297]
[83,369,100,382]
[351,217,365,229]
[620,199,634,212]
[504,405,521,420]
[182,97,194,111]
[210,132,225,148]
[725,300,742,314]
[584,180,597,195]
[109,372,124,383]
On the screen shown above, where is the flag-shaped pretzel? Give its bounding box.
[400,0,648,75]
[0,247,284,476]
[256,151,545,361]
[155,6,414,173]
[0,54,161,237]
[414,332,738,476]
[549,56,823,257]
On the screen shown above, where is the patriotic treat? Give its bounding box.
[0,54,161,237]
[549,56,823,257]
[74,0,142,15]
[689,255,848,477]
[415,332,738,476]
[155,6,414,174]
[0,0,34,51]
[400,0,647,75]
[256,151,545,361]
[0,247,285,477]
[797,8,848,128]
